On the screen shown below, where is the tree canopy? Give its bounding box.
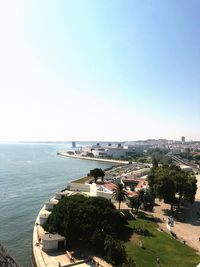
[90,168,105,182]
[104,235,127,266]
[44,194,126,253]
[147,148,171,165]
[147,165,197,210]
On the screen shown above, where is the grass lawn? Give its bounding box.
[72,176,93,184]
[125,212,200,267]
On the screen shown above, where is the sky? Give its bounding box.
[0,0,199,142]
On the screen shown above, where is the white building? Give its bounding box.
[180,165,192,172]
[81,143,136,159]
[107,145,135,159]
[181,136,186,143]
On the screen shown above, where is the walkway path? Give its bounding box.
[153,174,200,253]
[58,152,129,164]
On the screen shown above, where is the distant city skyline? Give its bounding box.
[0,1,200,142]
[0,137,198,144]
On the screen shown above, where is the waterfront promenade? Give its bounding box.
[58,152,129,165]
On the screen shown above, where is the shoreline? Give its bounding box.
[32,193,112,267]
[58,152,129,165]
[32,206,47,267]
[33,159,200,266]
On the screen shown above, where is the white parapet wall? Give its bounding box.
[96,190,113,200]
[41,233,66,252]
[45,200,58,211]
[180,165,193,172]
[125,168,150,178]
[42,239,58,251]
[69,182,90,192]
[40,212,51,225]
[55,191,69,200]
[55,192,63,200]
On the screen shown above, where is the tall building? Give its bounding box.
[181,136,185,143]
[72,141,76,148]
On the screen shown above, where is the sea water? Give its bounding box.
[0,143,112,266]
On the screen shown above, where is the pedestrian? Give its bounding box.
[156,257,160,266]
[91,258,95,267]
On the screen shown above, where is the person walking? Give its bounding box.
[156,257,160,266]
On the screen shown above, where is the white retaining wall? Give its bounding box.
[69,183,90,192]
[96,190,112,200]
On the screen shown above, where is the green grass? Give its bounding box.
[125,212,200,267]
[72,176,93,184]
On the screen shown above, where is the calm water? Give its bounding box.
[0,143,112,266]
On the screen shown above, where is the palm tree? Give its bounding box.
[112,183,127,210]
[129,194,142,214]
[129,189,154,214]
[129,190,145,214]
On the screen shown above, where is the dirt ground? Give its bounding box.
[152,174,200,253]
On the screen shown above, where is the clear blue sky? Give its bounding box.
[0,0,199,141]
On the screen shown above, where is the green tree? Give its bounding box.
[129,190,144,214]
[112,183,128,210]
[149,148,171,165]
[181,173,197,203]
[152,156,158,168]
[90,168,105,183]
[129,189,154,214]
[122,257,136,267]
[141,189,155,211]
[44,194,126,251]
[147,165,197,211]
[194,154,200,161]
[104,235,127,267]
